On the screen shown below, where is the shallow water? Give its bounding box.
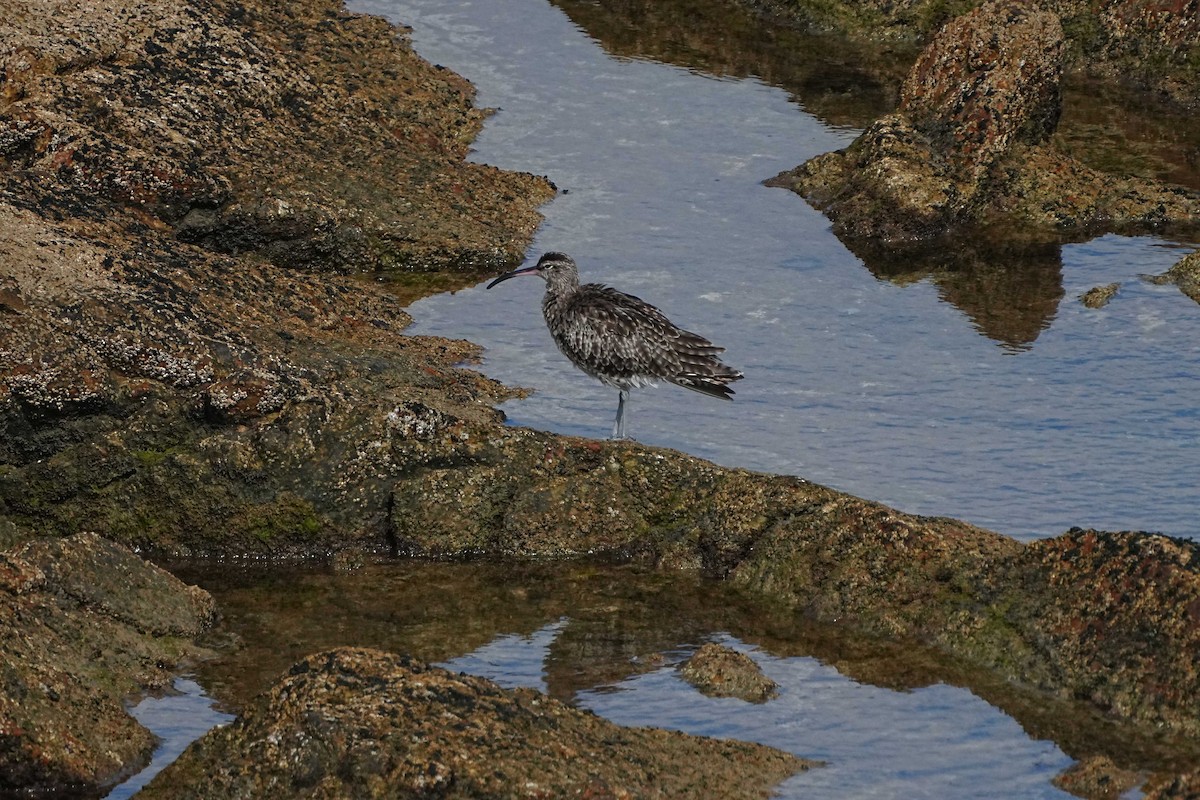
[163,560,1200,798]
[104,678,233,799]
[450,625,1075,799]
[352,0,1200,542]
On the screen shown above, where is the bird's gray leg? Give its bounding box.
[612,389,629,440]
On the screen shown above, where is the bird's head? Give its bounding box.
[487,252,578,292]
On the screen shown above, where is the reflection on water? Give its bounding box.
[850,235,1068,350]
[174,560,1199,796]
[550,0,914,130]
[354,0,1200,540]
[446,626,1076,799]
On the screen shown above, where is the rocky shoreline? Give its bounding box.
[3,0,1200,797]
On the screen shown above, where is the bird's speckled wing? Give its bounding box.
[546,283,742,398]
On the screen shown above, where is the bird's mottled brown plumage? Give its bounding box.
[487,252,743,438]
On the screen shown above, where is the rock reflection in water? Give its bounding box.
[550,0,913,131]
[551,0,1200,354]
[849,235,1067,350]
[179,560,1200,788]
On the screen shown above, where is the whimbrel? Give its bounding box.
[487,252,743,440]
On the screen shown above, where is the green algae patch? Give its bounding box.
[239,494,325,545]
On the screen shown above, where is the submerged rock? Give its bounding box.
[1080,283,1119,308]
[138,647,813,799]
[766,1,1200,245]
[0,532,215,794]
[678,642,779,703]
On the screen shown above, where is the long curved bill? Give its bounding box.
[486,264,540,289]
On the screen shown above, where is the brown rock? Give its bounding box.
[0,0,553,273]
[900,2,1064,190]
[1080,283,1118,308]
[138,647,814,799]
[679,642,779,703]
[1053,755,1141,800]
[767,0,1200,244]
[0,532,215,793]
[1145,768,1200,800]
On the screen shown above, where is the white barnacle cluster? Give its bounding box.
[384,401,468,443]
[7,366,105,411]
[385,402,445,441]
[203,383,247,412]
[88,334,215,388]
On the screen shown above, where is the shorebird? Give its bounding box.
[487,252,743,440]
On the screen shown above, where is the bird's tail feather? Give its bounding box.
[672,371,742,400]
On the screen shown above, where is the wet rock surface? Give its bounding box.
[137,647,813,799]
[0,0,552,557]
[0,532,214,794]
[678,642,779,703]
[738,0,1200,110]
[1080,283,1119,309]
[766,1,1200,246]
[1146,249,1200,305]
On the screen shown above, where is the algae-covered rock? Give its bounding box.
[766,0,1200,244]
[678,642,779,703]
[1145,249,1200,306]
[139,647,814,799]
[0,0,552,556]
[0,532,215,793]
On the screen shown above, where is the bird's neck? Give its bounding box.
[541,275,579,313]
